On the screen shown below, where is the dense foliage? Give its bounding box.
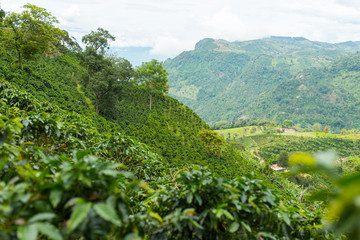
[164,37,360,131]
[0,13,257,179]
[1,5,360,239]
[259,136,360,162]
[246,53,360,131]
[0,81,333,239]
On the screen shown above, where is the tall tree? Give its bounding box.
[85,57,134,115]
[81,28,115,85]
[81,28,131,115]
[82,28,115,55]
[3,4,65,67]
[136,59,169,110]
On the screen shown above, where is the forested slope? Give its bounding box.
[245,53,360,130]
[164,37,360,126]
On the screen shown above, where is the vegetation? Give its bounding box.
[0,80,332,239]
[164,37,360,131]
[245,53,360,131]
[3,4,65,67]
[136,59,169,110]
[1,4,360,240]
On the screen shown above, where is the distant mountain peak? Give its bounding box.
[195,38,216,50]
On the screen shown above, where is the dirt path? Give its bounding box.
[250,147,265,165]
[249,137,265,165]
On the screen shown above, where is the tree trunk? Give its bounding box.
[96,102,99,114]
[17,49,22,68]
[149,94,152,111]
[95,95,100,114]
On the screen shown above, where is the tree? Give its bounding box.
[82,27,115,55]
[313,123,322,136]
[136,59,169,110]
[81,28,133,115]
[81,28,115,79]
[233,133,239,140]
[0,9,5,23]
[58,30,82,53]
[282,119,294,128]
[4,4,65,67]
[86,57,134,115]
[198,129,224,157]
[324,126,330,136]
[278,151,289,167]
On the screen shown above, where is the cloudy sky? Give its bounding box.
[3,0,360,59]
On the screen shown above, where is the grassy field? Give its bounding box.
[216,126,360,140]
[215,126,268,139]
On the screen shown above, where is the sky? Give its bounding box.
[3,0,360,61]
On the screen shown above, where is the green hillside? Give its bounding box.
[0,5,275,180]
[164,37,360,125]
[245,53,360,130]
[1,5,360,239]
[0,37,255,180]
[0,81,332,239]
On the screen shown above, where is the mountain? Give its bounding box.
[163,37,360,127]
[245,52,360,130]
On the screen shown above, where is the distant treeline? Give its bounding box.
[211,119,277,130]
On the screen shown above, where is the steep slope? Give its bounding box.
[0,82,332,239]
[164,36,360,123]
[245,53,360,130]
[0,43,258,178]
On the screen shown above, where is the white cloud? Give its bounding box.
[3,0,360,58]
[150,35,189,57]
[200,7,268,41]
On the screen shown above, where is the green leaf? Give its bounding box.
[280,211,291,226]
[35,222,63,240]
[17,225,38,240]
[67,203,91,231]
[186,193,193,204]
[65,197,86,208]
[257,232,277,240]
[229,222,240,233]
[241,221,251,232]
[149,212,163,223]
[50,189,63,208]
[189,219,204,229]
[93,203,122,226]
[222,210,234,220]
[75,150,88,161]
[124,233,142,240]
[195,194,202,205]
[28,213,56,224]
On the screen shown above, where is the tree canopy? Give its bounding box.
[3,4,64,67]
[136,59,169,110]
[80,28,133,115]
[82,27,115,55]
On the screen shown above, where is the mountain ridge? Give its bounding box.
[164,36,360,130]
